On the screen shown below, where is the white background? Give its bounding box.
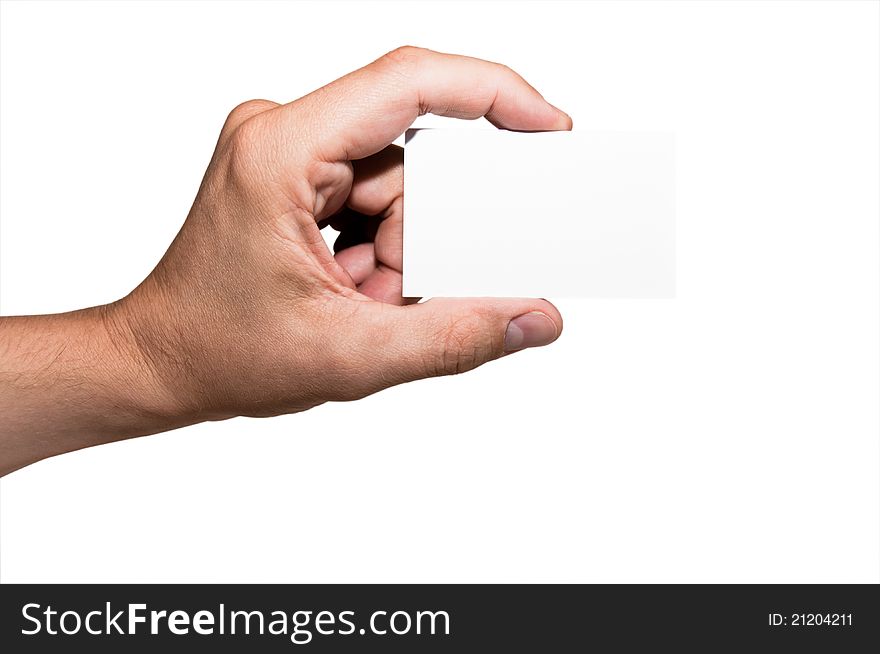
[1,1,878,583]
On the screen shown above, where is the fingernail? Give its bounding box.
[504,312,559,352]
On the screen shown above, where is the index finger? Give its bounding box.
[286,46,572,162]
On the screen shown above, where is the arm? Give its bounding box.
[0,47,569,476]
[0,306,191,475]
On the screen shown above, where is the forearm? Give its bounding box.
[0,303,190,475]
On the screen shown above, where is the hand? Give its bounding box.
[0,47,570,474]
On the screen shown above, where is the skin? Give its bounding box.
[0,47,570,477]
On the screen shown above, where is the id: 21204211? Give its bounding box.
[768,613,853,627]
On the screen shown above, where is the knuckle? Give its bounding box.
[424,314,493,378]
[229,114,264,152]
[381,45,425,73]
[495,63,523,89]
[224,116,268,179]
[494,62,522,86]
[227,99,275,124]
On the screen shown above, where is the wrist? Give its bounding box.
[100,290,209,429]
[97,304,179,424]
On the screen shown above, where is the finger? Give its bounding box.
[284,46,572,162]
[334,243,375,285]
[346,145,403,216]
[355,298,563,387]
[331,145,406,297]
[357,266,405,305]
[346,147,404,272]
[335,247,408,305]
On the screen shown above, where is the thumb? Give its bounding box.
[360,298,563,385]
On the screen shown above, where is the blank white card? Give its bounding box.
[402,129,675,298]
